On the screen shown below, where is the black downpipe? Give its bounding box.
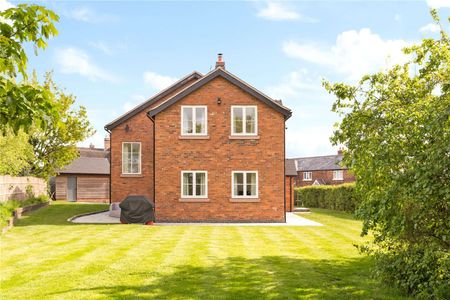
[105,127,112,204]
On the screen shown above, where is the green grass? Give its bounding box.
[0,202,408,299]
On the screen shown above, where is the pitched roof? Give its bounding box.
[285,159,298,176]
[148,67,292,119]
[293,154,346,171]
[104,71,203,131]
[58,148,110,175]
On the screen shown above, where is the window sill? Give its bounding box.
[120,174,143,178]
[229,198,260,203]
[229,135,260,140]
[332,179,344,181]
[179,135,210,140]
[303,179,312,181]
[179,198,210,202]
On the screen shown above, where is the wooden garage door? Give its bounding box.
[76,177,109,200]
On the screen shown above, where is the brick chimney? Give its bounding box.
[338,147,344,155]
[104,136,110,150]
[215,53,225,69]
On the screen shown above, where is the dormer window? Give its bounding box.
[181,106,207,136]
[231,106,257,136]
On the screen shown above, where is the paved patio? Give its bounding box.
[70,211,322,226]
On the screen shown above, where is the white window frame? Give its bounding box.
[231,171,259,199]
[181,106,208,136]
[122,142,141,175]
[181,171,208,198]
[303,171,312,181]
[231,106,258,136]
[333,170,344,181]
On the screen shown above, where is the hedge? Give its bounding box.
[0,195,50,228]
[294,183,360,213]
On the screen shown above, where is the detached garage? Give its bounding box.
[55,146,110,203]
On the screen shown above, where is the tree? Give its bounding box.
[324,11,449,298]
[0,4,59,133]
[0,128,33,176]
[28,73,95,179]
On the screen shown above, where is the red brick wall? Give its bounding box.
[110,77,199,203]
[295,169,355,187]
[285,176,295,212]
[154,76,286,222]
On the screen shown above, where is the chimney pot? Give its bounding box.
[215,53,225,69]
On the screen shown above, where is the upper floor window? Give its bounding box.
[181,106,207,135]
[231,106,257,135]
[232,171,258,198]
[122,142,141,174]
[303,171,312,181]
[333,170,344,180]
[181,171,207,198]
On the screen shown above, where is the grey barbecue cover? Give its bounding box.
[119,195,155,224]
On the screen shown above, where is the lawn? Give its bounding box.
[0,202,408,299]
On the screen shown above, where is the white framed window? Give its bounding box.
[303,172,312,181]
[231,106,257,135]
[232,171,258,198]
[181,106,207,135]
[181,171,208,198]
[122,142,141,174]
[333,170,344,180]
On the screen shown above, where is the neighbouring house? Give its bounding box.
[285,159,297,212]
[104,54,292,222]
[291,150,355,187]
[54,140,110,203]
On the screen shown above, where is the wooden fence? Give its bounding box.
[0,175,47,202]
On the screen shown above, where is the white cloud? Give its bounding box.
[90,41,113,55]
[143,71,177,90]
[123,94,146,112]
[426,0,450,8]
[56,47,118,82]
[419,23,441,33]
[68,7,118,23]
[257,1,317,22]
[0,0,14,11]
[283,28,411,81]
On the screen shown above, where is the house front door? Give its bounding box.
[67,176,77,202]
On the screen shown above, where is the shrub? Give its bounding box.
[0,194,50,228]
[295,183,360,213]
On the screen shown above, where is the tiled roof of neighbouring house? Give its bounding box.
[292,154,346,172]
[285,159,298,176]
[58,148,110,175]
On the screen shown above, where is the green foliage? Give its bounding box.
[0,4,60,133]
[0,128,34,175]
[0,194,49,227]
[28,73,94,178]
[295,183,360,213]
[324,10,450,298]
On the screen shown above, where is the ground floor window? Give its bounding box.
[303,171,312,181]
[181,171,207,198]
[232,171,258,198]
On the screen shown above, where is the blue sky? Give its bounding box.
[3,0,450,157]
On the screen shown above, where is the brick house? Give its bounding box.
[105,55,292,222]
[291,151,355,187]
[54,141,110,203]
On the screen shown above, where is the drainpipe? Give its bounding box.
[146,112,156,209]
[104,127,112,205]
[283,122,286,223]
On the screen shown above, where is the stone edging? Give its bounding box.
[1,201,50,234]
[67,210,109,223]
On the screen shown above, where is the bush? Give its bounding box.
[0,194,50,228]
[295,183,360,213]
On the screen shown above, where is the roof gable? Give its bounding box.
[147,68,291,119]
[105,71,202,131]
